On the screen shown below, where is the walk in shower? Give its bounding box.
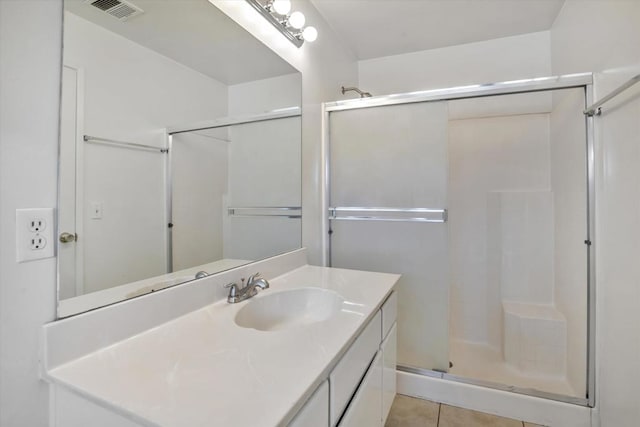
[323,74,595,406]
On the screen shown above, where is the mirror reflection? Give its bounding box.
[58,0,302,317]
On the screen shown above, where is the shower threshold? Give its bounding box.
[398,351,588,407]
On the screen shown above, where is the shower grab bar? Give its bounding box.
[227,207,302,219]
[328,207,447,223]
[84,135,168,153]
[584,73,640,116]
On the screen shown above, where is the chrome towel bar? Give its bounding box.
[227,207,302,219]
[84,135,168,153]
[328,207,447,223]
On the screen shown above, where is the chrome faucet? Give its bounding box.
[224,272,270,303]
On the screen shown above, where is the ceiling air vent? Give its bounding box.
[85,0,143,21]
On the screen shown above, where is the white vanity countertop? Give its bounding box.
[46,265,400,427]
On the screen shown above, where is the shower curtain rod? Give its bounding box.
[583,73,640,116]
[83,135,168,153]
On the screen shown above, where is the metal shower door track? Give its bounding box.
[397,365,589,406]
[324,73,593,112]
[166,107,301,135]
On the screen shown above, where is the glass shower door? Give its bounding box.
[328,101,450,372]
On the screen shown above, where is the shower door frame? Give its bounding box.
[164,107,302,273]
[321,73,596,408]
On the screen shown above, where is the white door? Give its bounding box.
[58,66,82,299]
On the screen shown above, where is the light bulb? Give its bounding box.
[272,0,291,16]
[288,11,305,29]
[302,26,318,42]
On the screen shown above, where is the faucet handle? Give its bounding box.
[224,282,238,297]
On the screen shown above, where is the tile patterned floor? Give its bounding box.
[385,395,547,427]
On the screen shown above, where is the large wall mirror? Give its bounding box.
[58,0,302,317]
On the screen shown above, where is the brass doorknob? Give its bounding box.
[59,232,77,243]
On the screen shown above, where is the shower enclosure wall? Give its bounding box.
[323,74,594,406]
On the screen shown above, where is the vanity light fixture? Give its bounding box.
[287,11,305,29]
[246,0,318,47]
[272,0,291,15]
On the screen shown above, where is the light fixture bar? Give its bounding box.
[245,0,304,47]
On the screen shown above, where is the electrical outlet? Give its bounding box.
[16,208,55,263]
[28,218,46,233]
[30,235,47,250]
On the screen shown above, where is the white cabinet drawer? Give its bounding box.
[337,351,383,427]
[330,310,382,426]
[288,380,329,427]
[381,291,397,340]
[381,323,397,423]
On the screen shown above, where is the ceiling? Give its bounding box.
[64,0,297,85]
[310,0,565,60]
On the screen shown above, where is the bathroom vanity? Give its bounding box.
[42,250,399,426]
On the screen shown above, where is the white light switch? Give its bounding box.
[90,202,103,219]
[16,208,55,263]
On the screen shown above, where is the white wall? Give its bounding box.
[0,1,61,426]
[63,12,228,293]
[550,1,640,425]
[211,0,359,266]
[358,31,551,96]
[228,73,302,115]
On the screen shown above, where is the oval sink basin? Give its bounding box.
[235,287,345,331]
